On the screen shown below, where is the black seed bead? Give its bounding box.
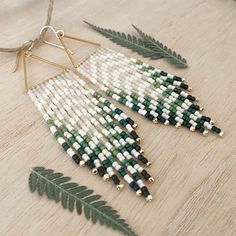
[141,186,150,197]
[86,160,95,169]
[173,75,182,81]
[196,124,205,133]
[145,112,155,121]
[168,117,177,125]
[72,154,81,164]
[141,170,151,180]
[132,143,141,151]
[190,104,200,111]
[129,181,139,191]
[138,154,148,164]
[130,130,139,140]
[111,175,120,185]
[180,83,188,90]
[212,126,221,134]
[183,120,191,129]
[62,142,70,151]
[187,94,196,102]
[160,71,167,76]
[158,115,166,123]
[97,166,106,177]
[126,117,135,126]
[201,116,211,122]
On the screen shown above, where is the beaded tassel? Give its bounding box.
[77,47,223,137]
[28,70,153,201]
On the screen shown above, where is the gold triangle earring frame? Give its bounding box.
[22,25,101,92]
[22,43,69,92]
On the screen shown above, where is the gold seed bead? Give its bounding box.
[152,118,158,124]
[103,174,110,181]
[80,160,85,167]
[139,149,144,154]
[188,87,192,92]
[117,184,125,191]
[148,177,155,183]
[219,131,224,137]
[182,78,185,82]
[132,123,138,129]
[146,195,153,202]
[92,168,98,174]
[203,130,208,137]
[210,120,215,125]
[146,161,152,167]
[190,126,195,132]
[136,137,141,143]
[164,120,169,126]
[200,107,204,111]
[175,123,181,128]
[196,97,200,102]
[136,189,142,196]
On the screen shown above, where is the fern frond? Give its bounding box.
[84,21,163,60]
[29,167,137,236]
[132,24,188,68]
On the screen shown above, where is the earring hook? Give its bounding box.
[40,25,64,38]
[39,25,73,54]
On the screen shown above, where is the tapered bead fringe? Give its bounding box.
[28,70,153,201]
[77,47,223,137]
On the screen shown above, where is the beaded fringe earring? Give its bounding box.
[28,70,154,201]
[22,26,223,202]
[76,47,223,137]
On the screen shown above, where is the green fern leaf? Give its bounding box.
[29,167,138,236]
[29,172,38,192]
[46,182,54,199]
[61,191,68,209]
[38,178,46,196]
[76,199,82,215]
[68,195,75,212]
[84,21,163,60]
[132,24,188,68]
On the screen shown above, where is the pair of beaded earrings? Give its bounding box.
[24,26,223,201]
